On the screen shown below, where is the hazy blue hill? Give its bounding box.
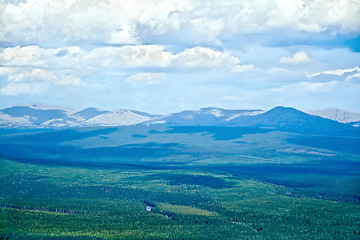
[144,106,358,136]
[225,106,358,135]
[145,107,262,126]
[0,106,68,125]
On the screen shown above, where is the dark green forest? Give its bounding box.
[1,126,360,239]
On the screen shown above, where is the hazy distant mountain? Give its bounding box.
[0,105,358,135]
[224,106,356,134]
[145,106,357,135]
[0,105,70,125]
[0,106,160,128]
[0,105,74,128]
[308,108,360,123]
[144,107,264,126]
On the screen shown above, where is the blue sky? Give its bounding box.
[0,0,359,114]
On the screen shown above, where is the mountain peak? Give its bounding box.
[269,106,297,111]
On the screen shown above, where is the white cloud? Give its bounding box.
[0,45,57,68]
[345,73,360,81]
[232,64,254,73]
[0,65,85,97]
[2,66,84,85]
[271,81,338,93]
[108,27,140,45]
[267,67,289,74]
[221,95,241,101]
[125,72,166,85]
[0,82,48,96]
[279,51,312,64]
[57,75,85,86]
[0,45,245,96]
[0,67,22,76]
[85,45,174,68]
[0,45,242,69]
[2,0,359,46]
[174,47,240,68]
[307,66,360,78]
[7,68,56,82]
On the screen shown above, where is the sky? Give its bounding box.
[0,0,360,114]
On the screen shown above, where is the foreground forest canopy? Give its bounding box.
[1,157,359,239]
[0,124,359,239]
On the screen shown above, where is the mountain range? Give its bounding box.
[0,105,359,134]
[0,105,159,128]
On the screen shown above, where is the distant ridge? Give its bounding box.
[0,106,159,128]
[144,107,264,126]
[0,105,358,135]
[222,106,357,135]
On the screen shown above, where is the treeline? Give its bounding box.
[0,205,83,215]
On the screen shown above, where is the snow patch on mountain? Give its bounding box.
[144,107,264,126]
[80,109,152,126]
[308,109,360,123]
[0,112,33,127]
[352,122,360,127]
[225,110,264,121]
[208,108,223,117]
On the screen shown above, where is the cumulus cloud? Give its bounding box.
[0,66,85,85]
[0,82,49,96]
[125,72,166,85]
[232,64,254,73]
[0,44,246,96]
[8,68,56,82]
[279,51,312,64]
[92,45,174,67]
[267,67,289,74]
[0,45,57,68]
[1,0,360,46]
[0,64,85,96]
[0,45,84,70]
[0,45,242,69]
[174,47,240,68]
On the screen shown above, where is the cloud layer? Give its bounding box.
[1,0,360,46]
[1,0,360,113]
[0,45,246,69]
